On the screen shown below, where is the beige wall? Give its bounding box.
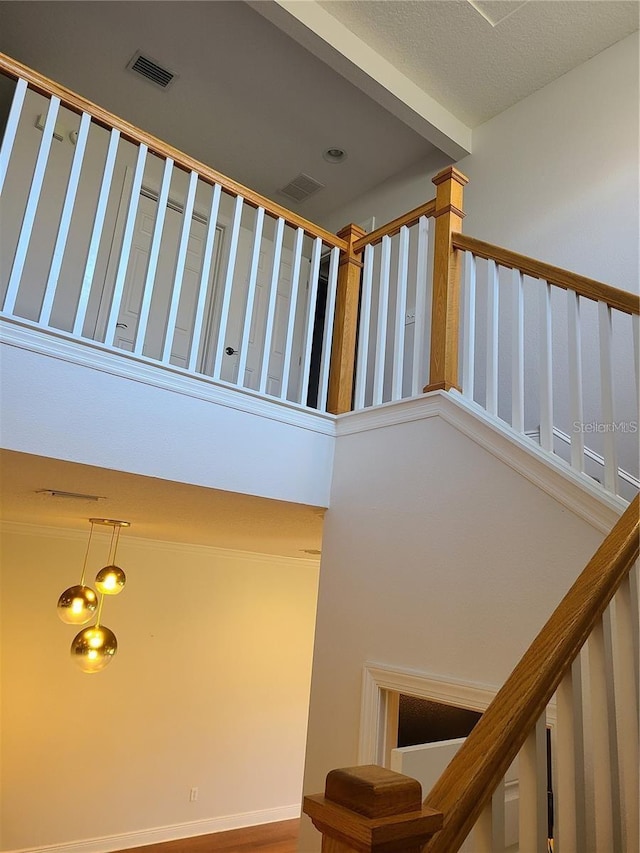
[0,523,319,851]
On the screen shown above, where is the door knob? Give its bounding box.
[225,346,237,355]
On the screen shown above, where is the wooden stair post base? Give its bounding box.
[303,765,443,852]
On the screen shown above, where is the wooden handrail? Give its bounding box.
[453,233,640,315]
[352,199,437,253]
[0,52,347,251]
[422,495,640,853]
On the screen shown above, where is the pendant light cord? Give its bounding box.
[79,521,95,586]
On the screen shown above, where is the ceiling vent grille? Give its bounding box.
[279,173,324,203]
[127,52,176,89]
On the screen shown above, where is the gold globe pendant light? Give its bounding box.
[57,518,130,673]
[57,584,98,625]
[95,522,127,595]
[71,592,118,674]
[57,520,98,625]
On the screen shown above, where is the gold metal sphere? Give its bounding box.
[95,564,126,595]
[70,625,118,673]
[57,585,98,625]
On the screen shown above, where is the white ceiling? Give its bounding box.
[317,0,639,126]
[0,450,324,557]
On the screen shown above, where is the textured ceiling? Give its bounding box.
[318,0,639,126]
[0,451,324,558]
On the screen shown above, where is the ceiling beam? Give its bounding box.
[249,0,472,160]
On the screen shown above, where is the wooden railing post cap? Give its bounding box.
[303,765,444,852]
[337,223,367,249]
[432,166,469,188]
[325,765,423,818]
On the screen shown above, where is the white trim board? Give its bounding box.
[0,520,321,567]
[358,662,557,767]
[1,318,626,532]
[0,318,335,436]
[3,804,300,853]
[337,391,626,534]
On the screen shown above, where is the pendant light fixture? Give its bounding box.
[57,518,130,673]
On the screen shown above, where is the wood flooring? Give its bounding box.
[121,819,299,853]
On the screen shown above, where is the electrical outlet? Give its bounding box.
[189,787,198,802]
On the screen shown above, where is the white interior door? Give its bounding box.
[220,227,310,399]
[96,192,219,369]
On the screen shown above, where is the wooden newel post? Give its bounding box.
[327,223,367,414]
[424,166,469,394]
[303,765,443,852]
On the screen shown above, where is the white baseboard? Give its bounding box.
[3,804,301,853]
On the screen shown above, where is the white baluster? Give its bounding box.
[373,235,391,406]
[610,578,639,853]
[473,777,505,852]
[133,156,173,356]
[236,206,266,387]
[588,616,615,852]
[461,252,476,401]
[485,259,499,417]
[281,227,304,400]
[555,659,586,853]
[597,300,618,493]
[354,243,374,410]
[0,76,27,196]
[511,267,525,432]
[539,280,553,452]
[632,314,639,419]
[162,170,199,363]
[103,144,148,344]
[392,225,410,400]
[212,194,244,380]
[411,215,429,396]
[567,290,585,473]
[258,216,285,394]
[73,129,120,336]
[631,561,640,708]
[318,246,340,412]
[189,183,222,373]
[39,111,92,327]
[3,96,61,314]
[300,236,323,405]
[519,715,547,853]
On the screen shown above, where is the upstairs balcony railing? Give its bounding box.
[0,53,638,501]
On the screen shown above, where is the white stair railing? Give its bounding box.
[456,236,640,502]
[352,206,434,410]
[0,54,345,412]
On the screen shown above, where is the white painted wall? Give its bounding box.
[0,326,334,508]
[0,522,319,851]
[323,33,639,478]
[324,32,639,292]
[299,408,607,851]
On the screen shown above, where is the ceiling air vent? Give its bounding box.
[127,52,176,89]
[279,173,324,203]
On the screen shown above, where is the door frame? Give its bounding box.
[358,662,558,767]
